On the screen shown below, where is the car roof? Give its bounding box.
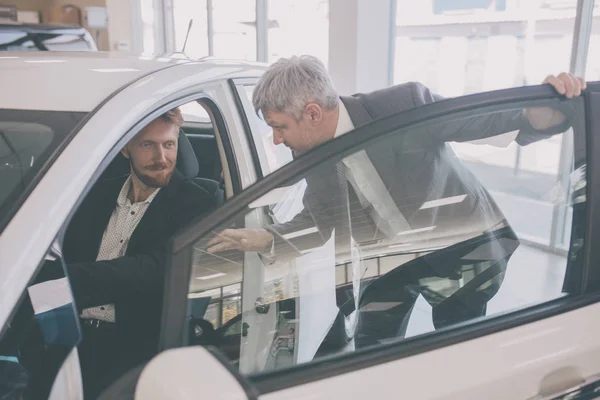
[0,52,267,112]
[0,23,88,35]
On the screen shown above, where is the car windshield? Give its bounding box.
[0,109,87,231]
[0,32,93,52]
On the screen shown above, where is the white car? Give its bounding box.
[1,51,599,400]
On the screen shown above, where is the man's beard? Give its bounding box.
[131,160,175,188]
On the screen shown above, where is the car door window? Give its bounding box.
[235,83,294,175]
[167,89,587,383]
[0,245,81,399]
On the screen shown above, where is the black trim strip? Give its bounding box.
[206,347,259,400]
[252,293,600,394]
[582,89,600,292]
[159,245,192,351]
[228,78,264,180]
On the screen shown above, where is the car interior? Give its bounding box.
[0,99,233,399]
[99,99,228,207]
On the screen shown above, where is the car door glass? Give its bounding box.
[0,244,81,399]
[236,84,294,174]
[179,95,586,376]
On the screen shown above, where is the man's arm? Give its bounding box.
[207,192,333,261]
[406,73,585,145]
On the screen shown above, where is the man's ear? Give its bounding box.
[304,103,323,124]
[120,146,130,159]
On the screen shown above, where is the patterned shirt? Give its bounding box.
[80,176,161,322]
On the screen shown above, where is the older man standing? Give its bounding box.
[208,55,585,345]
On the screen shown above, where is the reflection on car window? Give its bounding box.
[180,97,586,376]
[0,109,86,232]
[238,85,294,175]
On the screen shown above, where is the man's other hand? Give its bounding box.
[207,228,274,253]
[526,72,586,130]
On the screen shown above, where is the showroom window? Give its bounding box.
[141,0,158,56]
[585,8,600,81]
[394,0,580,95]
[212,0,257,61]
[172,0,209,58]
[392,0,598,252]
[267,0,329,65]
[170,0,329,65]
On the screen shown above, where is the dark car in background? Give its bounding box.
[0,23,97,52]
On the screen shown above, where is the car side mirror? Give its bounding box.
[0,359,28,399]
[135,347,250,399]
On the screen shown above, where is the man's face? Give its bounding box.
[122,118,178,188]
[265,107,325,156]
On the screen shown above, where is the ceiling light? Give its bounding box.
[196,272,226,280]
[395,226,437,237]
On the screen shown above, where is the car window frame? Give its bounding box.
[229,78,265,180]
[159,83,600,394]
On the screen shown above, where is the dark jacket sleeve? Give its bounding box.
[405,82,574,145]
[64,184,217,311]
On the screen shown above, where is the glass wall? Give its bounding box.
[140,0,157,56]
[268,0,329,65]
[212,0,257,61]
[394,0,598,249]
[586,6,600,81]
[394,0,585,95]
[169,0,329,65]
[173,0,209,58]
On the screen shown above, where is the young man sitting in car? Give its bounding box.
[40,108,217,398]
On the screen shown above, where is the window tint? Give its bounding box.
[179,96,585,376]
[0,109,87,232]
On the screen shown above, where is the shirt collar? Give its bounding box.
[334,101,356,139]
[116,176,162,206]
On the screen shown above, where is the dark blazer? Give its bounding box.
[61,170,216,360]
[267,82,573,260]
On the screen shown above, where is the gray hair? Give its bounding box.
[252,55,339,119]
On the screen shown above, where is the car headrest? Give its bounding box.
[176,129,199,178]
[101,129,199,180]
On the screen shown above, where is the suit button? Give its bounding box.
[120,240,124,243]
[131,211,135,215]
[100,307,105,310]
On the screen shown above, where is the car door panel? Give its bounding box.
[158,83,600,399]
[259,300,600,400]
